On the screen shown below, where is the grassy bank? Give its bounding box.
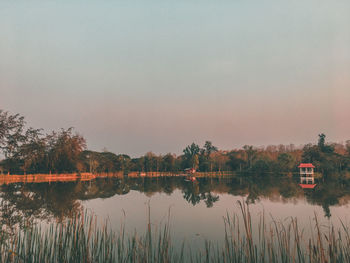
[0,172,236,185]
[0,173,96,185]
[1,202,350,263]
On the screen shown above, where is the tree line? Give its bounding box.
[1,109,350,176]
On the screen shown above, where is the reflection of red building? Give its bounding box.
[185,176,197,182]
[299,182,316,189]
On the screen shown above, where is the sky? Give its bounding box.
[1,1,349,157]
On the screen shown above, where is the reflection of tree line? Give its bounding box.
[2,176,350,233]
[0,182,82,235]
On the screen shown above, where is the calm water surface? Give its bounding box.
[1,176,350,246]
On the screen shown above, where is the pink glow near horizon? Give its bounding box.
[0,1,349,156]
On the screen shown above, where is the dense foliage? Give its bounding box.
[1,110,349,176]
[0,110,86,174]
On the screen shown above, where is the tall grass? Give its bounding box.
[1,201,350,262]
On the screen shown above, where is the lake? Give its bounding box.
[2,175,350,250]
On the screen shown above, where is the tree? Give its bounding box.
[144,152,158,172]
[183,143,200,169]
[243,145,257,169]
[17,128,47,174]
[227,151,245,171]
[162,153,176,172]
[191,154,199,170]
[183,143,200,158]
[318,133,326,150]
[318,133,334,153]
[251,157,275,175]
[277,153,295,172]
[0,110,52,174]
[303,134,340,176]
[47,128,86,173]
[99,152,119,172]
[0,110,26,158]
[202,141,218,172]
[131,156,145,172]
[212,151,228,172]
[346,140,350,156]
[116,154,131,173]
[203,141,218,155]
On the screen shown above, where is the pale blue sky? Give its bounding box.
[1,1,349,156]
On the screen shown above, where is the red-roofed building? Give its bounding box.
[184,168,196,174]
[298,163,315,176]
[298,163,315,168]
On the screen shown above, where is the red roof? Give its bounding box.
[299,184,316,189]
[298,163,315,168]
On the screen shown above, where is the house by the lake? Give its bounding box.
[298,163,316,189]
[184,168,196,174]
[298,163,315,176]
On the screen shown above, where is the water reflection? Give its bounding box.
[1,176,350,233]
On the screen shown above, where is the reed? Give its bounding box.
[1,201,350,262]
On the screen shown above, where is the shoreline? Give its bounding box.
[0,172,96,184]
[0,171,237,184]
